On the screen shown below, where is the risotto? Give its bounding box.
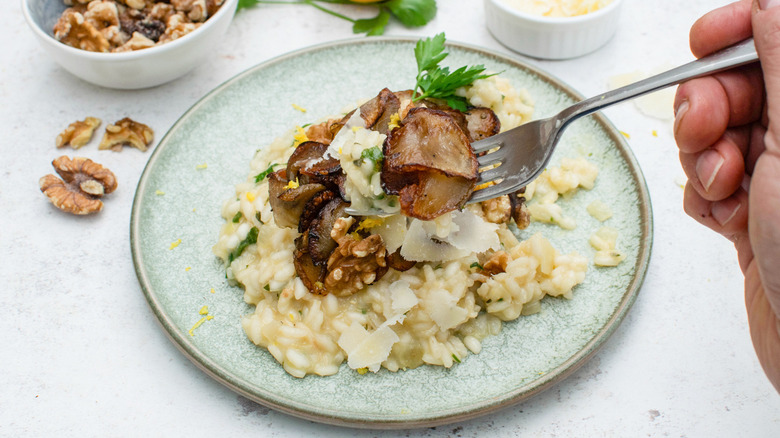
[213,76,599,378]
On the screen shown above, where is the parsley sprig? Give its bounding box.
[238,0,436,36]
[413,33,495,112]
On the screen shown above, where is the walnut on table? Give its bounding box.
[56,117,102,149]
[323,217,388,297]
[39,156,118,215]
[99,117,154,152]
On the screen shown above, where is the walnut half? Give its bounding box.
[56,117,102,149]
[99,117,154,152]
[323,217,388,296]
[40,156,118,215]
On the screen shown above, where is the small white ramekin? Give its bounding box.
[22,0,238,89]
[484,0,623,60]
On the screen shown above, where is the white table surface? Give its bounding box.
[3,0,780,436]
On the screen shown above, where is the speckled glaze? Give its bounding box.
[130,37,652,429]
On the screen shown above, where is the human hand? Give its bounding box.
[674,0,780,392]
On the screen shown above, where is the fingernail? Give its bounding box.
[696,149,725,192]
[674,100,689,134]
[759,0,780,9]
[712,200,741,226]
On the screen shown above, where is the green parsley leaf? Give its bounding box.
[359,146,384,172]
[413,33,495,108]
[469,262,483,270]
[254,163,282,183]
[386,0,437,27]
[237,0,260,11]
[229,227,259,263]
[353,9,390,36]
[414,32,447,74]
[232,211,243,223]
[452,354,461,363]
[360,146,383,162]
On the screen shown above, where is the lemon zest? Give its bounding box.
[388,112,401,130]
[199,305,209,315]
[291,103,307,113]
[474,181,495,191]
[356,217,384,231]
[356,367,368,375]
[652,130,658,137]
[185,266,191,272]
[246,191,256,202]
[155,190,165,196]
[169,239,182,250]
[620,130,631,139]
[293,126,308,146]
[196,163,208,169]
[284,179,300,190]
[188,317,207,336]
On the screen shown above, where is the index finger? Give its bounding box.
[690,0,753,58]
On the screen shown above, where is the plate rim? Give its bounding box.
[130,35,654,429]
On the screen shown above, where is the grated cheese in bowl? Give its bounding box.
[500,0,614,17]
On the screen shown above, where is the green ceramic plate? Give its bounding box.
[131,37,652,429]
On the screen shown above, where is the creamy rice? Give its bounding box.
[213,77,594,377]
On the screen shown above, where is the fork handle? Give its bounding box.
[556,38,759,128]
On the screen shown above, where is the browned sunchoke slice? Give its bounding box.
[286,141,341,187]
[307,198,350,265]
[305,119,341,145]
[268,169,327,228]
[464,108,501,141]
[293,232,327,295]
[397,170,476,220]
[412,98,500,143]
[508,190,531,229]
[359,88,401,135]
[382,107,479,220]
[298,189,337,233]
[386,249,416,272]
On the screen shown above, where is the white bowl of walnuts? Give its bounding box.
[22,0,238,89]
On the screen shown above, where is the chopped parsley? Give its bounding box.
[359,146,384,172]
[232,211,243,223]
[229,227,259,263]
[469,262,483,270]
[254,163,282,183]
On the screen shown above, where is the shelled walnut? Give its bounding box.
[53,0,224,53]
[56,117,102,149]
[39,156,118,215]
[324,217,388,297]
[99,117,154,152]
[53,8,111,52]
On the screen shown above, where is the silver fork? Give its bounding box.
[468,38,759,204]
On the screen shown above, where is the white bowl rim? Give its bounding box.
[486,0,623,24]
[21,0,238,60]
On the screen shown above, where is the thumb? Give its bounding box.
[754,0,780,132]
[750,0,780,317]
